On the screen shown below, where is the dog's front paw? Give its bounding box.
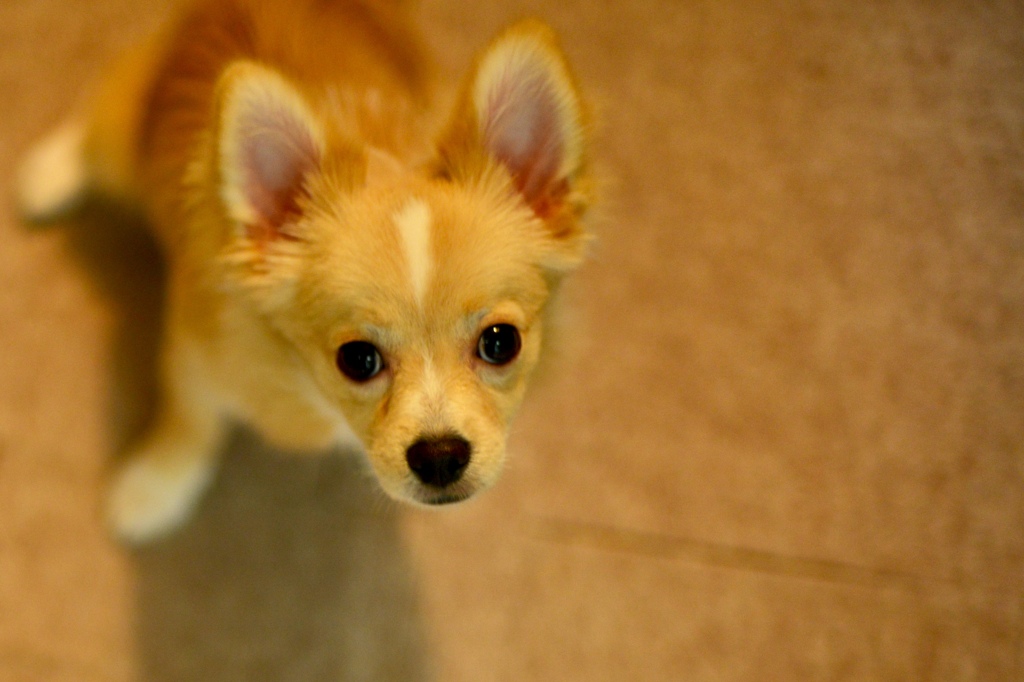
[106,453,216,544]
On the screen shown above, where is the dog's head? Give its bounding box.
[212,21,592,505]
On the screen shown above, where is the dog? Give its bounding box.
[16,0,593,543]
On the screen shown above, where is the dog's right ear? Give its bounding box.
[217,61,326,243]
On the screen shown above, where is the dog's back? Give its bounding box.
[84,0,432,243]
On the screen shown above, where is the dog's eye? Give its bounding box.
[336,341,384,382]
[477,324,521,366]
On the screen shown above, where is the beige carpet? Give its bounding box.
[1,0,1022,679]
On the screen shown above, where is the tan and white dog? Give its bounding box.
[17,0,593,543]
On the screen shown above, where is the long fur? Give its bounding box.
[18,0,594,543]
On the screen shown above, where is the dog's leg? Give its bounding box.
[106,343,226,544]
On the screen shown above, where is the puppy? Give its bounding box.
[17,0,593,543]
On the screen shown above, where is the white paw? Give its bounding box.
[17,120,87,221]
[106,454,216,544]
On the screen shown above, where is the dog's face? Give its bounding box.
[214,22,591,505]
[287,179,559,504]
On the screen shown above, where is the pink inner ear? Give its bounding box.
[484,73,566,209]
[237,106,320,239]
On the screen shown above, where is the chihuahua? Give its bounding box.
[17,0,592,542]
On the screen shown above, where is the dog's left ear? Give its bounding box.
[439,21,592,268]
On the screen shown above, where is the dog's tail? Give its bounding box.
[16,31,165,223]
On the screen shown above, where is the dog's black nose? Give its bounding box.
[406,436,471,488]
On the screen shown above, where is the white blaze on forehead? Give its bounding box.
[393,199,434,305]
